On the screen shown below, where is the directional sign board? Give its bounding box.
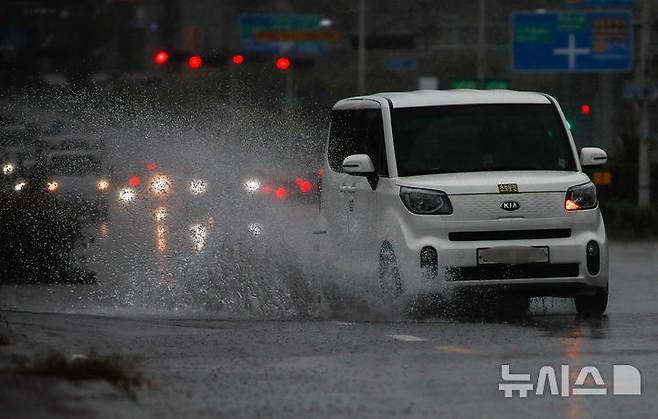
[239,14,338,56]
[512,11,633,72]
[564,0,633,7]
[384,58,417,72]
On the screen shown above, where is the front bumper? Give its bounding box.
[392,210,609,296]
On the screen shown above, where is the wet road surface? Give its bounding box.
[1,241,657,418]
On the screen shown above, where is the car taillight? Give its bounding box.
[299,180,312,193]
[275,187,288,200]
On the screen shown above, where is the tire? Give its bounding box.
[574,287,608,317]
[378,242,403,300]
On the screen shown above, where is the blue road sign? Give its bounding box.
[512,11,633,72]
[384,58,417,72]
[239,14,334,56]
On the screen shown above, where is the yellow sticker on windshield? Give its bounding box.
[498,183,519,194]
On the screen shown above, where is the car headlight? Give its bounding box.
[3,163,15,176]
[119,187,136,203]
[97,179,110,191]
[46,181,59,192]
[399,186,452,214]
[565,182,597,211]
[150,175,172,195]
[190,223,207,250]
[14,180,27,191]
[244,178,261,193]
[189,179,207,195]
[248,222,263,237]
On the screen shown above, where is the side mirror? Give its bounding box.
[580,147,608,167]
[342,154,375,175]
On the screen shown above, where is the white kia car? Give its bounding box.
[318,90,609,316]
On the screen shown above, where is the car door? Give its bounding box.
[348,107,388,264]
[322,109,358,256]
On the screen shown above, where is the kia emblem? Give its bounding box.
[500,201,521,211]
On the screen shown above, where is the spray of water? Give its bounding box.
[1,85,395,320]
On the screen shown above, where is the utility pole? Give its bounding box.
[476,0,487,82]
[637,0,652,208]
[357,0,366,95]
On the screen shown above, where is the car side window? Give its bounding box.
[327,110,358,172]
[358,109,388,177]
[328,108,388,176]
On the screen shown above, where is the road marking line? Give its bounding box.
[436,345,479,354]
[387,334,427,342]
[330,321,355,326]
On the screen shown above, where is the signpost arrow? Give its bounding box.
[553,33,591,70]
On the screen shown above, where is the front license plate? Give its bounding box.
[477,246,549,265]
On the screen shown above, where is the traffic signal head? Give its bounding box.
[580,104,591,115]
[275,57,291,70]
[154,51,169,65]
[232,54,245,65]
[188,55,203,69]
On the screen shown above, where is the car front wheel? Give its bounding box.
[574,287,608,317]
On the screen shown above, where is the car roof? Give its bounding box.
[332,89,552,110]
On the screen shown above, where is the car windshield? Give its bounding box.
[392,104,577,176]
[48,154,102,175]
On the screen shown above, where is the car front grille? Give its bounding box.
[446,263,579,281]
[448,229,572,242]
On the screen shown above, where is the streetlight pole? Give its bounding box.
[357,0,366,95]
[637,0,652,208]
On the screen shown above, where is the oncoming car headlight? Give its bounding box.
[46,181,59,192]
[190,224,207,250]
[119,187,136,203]
[244,178,261,193]
[14,180,27,191]
[248,222,263,237]
[97,179,110,191]
[3,163,15,176]
[565,182,598,211]
[399,186,453,215]
[150,175,172,195]
[189,179,207,195]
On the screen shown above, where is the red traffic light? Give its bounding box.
[275,57,291,70]
[232,54,245,65]
[188,55,203,69]
[128,176,141,187]
[154,51,169,65]
[580,104,591,115]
